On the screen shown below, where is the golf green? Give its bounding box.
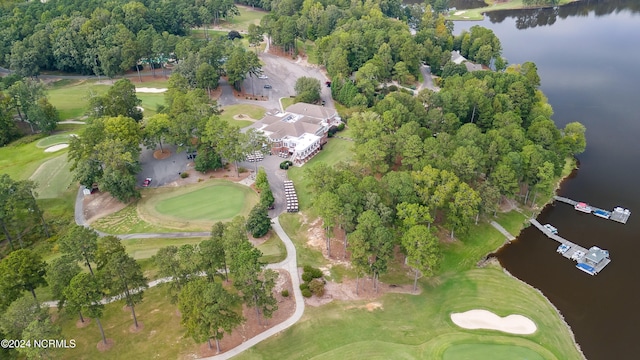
[154,184,248,221]
[443,343,544,360]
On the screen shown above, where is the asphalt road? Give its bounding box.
[137,144,191,188]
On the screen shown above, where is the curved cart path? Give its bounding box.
[73,187,305,359]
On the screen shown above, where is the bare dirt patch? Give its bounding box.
[153,149,172,160]
[305,277,418,307]
[231,88,269,101]
[233,114,258,121]
[76,318,91,328]
[84,191,128,224]
[129,322,144,333]
[96,338,115,352]
[194,269,295,358]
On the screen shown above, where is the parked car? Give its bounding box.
[258,75,268,79]
[142,178,152,187]
[264,84,272,89]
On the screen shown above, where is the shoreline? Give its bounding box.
[486,156,585,359]
[447,0,583,21]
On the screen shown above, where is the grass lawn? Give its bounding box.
[54,286,198,360]
[280,97,295,110]
[47,80,110,120]
[443,343,544,360]
[220,104,266,128]
[256,230,287,264]
[36,134,76,148]
[278,213,326,268]
[287,138,353,211]
[29,154,75,199]
[136,92,164,116]
[217,5,267,31]
[131,79,169,88]
[0,139,66,180]
[446,0,579,20]
[94,180,259,233]
[121,237,208,260]
[235,266,582,359]
[154,184,249,220]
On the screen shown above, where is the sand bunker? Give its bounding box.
[136,106,145,112]
[450,309,537,335]
[454,10,466,16]
[135,87,167,93]
[44,144,69,152]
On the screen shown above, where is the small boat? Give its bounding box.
[557,244,570,254]
[574,202,592,213]
[593,209,611,219]
[543,224,558,234]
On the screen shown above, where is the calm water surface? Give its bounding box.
[455,2,640,359]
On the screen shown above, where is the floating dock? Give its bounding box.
[553,196,631,224]
[530,219,611,275]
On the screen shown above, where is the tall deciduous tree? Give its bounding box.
[18,318,63,360]
[294,76,321,104]
[88,79,143,121]
[246,204,271,238]
[314,192,340,256]
[143,113,171,152]
[178,278,243,354]
[0,295,48,339]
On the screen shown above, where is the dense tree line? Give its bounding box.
[304,62,585,289]
[0,0,239,76]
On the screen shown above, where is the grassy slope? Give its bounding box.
[447,0,580,21]
[29,154,75,199]
[287,138,354,212]
[47,80,110,120]
[36,134,76,148]
[280,97,295,110]
[0,140,67,180]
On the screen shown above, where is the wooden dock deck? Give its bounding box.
[553,196,631,224]
[530,219,611,275]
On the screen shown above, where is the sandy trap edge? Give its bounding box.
[135,87,167,93]
[44,144,69,152]
[450,309,537,335]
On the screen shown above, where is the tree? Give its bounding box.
[88,79,143,121]
[199,231,227,282]
[59,225,99,275]
[98,237,148,329]
[0,295,48,339]
[18,318,63,360]
[447,182,481,238]
[255,167,269,191]
[178,278,243,354]
[402,225,440,292]
[143,114,171,152]
[26,98,59,134]
[560,122,587,156]
[247,24,263,53]
[153,244,202,303]
[294,76,321,104]
[260,187,275,209]
[64,273,108,345]
[0,174,48,250]
[246,204,271,238]
[6,80,46,133]
[0,249,47,307]
[45,256,82,309]
[314,192,340,256]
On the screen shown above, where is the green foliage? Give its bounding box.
[88,79,142,122]
[0,174,48,251]
[246,204,271,238]
[178,278,244,353]
[0,249,48,311]
[0,295,49,339]
[294,77,321,104]
[255,167,269,191]
[301,288,312,298]
[281,289,289,297]
[45,255,81,308]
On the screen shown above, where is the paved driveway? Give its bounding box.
[137,144,191,188]
[237,153,293,217]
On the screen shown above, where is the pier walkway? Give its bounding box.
[553,196,631,224]
[530,219,611,275]
[530,219,587,260]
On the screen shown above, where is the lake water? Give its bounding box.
[453,1,640,359]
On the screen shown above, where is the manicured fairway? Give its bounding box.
[36,133,75,148]
[443,343,545,360]
[154,183,252,221]
[29,154,74,198]
[47,80,110,119]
